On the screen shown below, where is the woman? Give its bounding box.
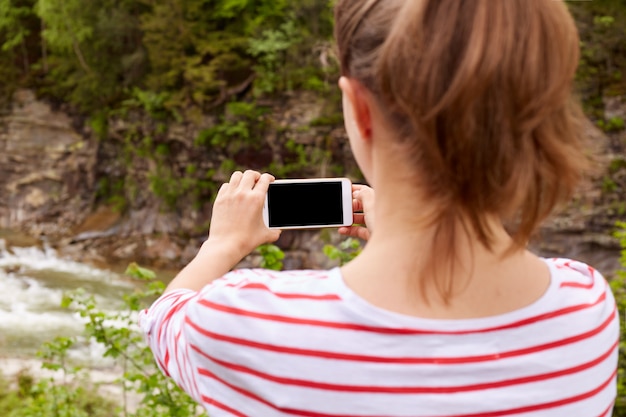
[140,0,619,415]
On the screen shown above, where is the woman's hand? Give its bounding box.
[208,170,281,258]
[338,184,375,241]
[165,170,280,293]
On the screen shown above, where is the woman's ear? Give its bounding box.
[339,77,373,142]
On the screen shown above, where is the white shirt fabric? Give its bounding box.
[139,258,619,417]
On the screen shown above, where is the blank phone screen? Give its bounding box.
[267,182,343,228]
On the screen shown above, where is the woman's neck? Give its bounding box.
[341,176,550,318]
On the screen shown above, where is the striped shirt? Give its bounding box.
[139,258,619,417]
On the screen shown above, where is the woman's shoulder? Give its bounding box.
[197,267,345,303]
[538,257,616,323]
[542,257,610,294]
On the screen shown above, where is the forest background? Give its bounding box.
[0,0,622,218]
[1,0,626,416]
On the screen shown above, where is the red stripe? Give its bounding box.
[156,355,170,377]
[185,306,616,364]
[163,349,170,371]
[202,396,247,417]
[440,368,618,417]
[158,299,190,371]
[555,260,573,269]
[225,282,341,300]
[173,329,188,391]
[198,368,386,417]
[559,263,596,289]
[561,281,595,289]
[597,400,614,417]
[197,288,607,336]
[233,269,330,280]
[250,269,332,280]
[189,337,618,394]
[151,292,192,377]
[157,294,191,343]
[154,291,190,312]
[196,367,617,417]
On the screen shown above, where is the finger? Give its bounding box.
[239,170,261,190]
[357,228,371,241]
[338,226,370,241]
[352,213,366,225]
[352,198,363,213]
[253,173,275,195]
[354,187,375,214]
[216,182,229,198]
[352,184,371,193]
[265,229,282,243]
[229,171,243,188]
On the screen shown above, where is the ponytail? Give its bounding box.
[335,0,589,300]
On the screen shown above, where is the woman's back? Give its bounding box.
[142,258,617,416]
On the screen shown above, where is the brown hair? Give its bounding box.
[335,0,589,299]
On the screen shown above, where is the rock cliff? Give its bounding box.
[1,90,624,275]
[0,90,96,236]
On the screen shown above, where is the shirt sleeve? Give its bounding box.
[138,288,203,402]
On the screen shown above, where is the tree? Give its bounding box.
[33,0,148,111]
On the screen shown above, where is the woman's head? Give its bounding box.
[335,0,588,296]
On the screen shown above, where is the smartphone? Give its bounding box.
[263,178,354,229]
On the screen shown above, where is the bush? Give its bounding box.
[614,222,626,416]
[4,262,208,417]
[0,367,114,417]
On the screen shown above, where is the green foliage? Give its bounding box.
[601,154,626,217]
[257,237,363,270]
[616,222,626,281]
[570,1,626,119]
[268,138,335,178]
[0,338,115,417]
[196,101,269,149]
[33,0,148,111]
[612,221,626,416]
[72,289,204,416]
[0,0,37,101]
[256,237,363,270]
[0,0,34,52]
[249,20,300,95]
[2,0,337,111]
[95,177,130,213]
[258,243,285,270]
[122,88,176,121]
[148,162,217,211]
[323,237,362,266]
[36,0,93,54]
[607,116,625,132]
[125,262,157,280]
[139,0,323,109]
[603,176,619,194]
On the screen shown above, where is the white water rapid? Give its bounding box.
[0,240,136,363]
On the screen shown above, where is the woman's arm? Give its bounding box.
[165,170,281,293]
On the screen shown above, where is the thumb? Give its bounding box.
[267,229,282,243]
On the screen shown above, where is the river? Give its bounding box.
[0,234,178,412]
[0,239,137,365]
